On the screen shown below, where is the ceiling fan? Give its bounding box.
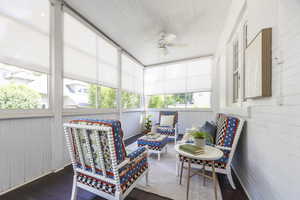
[158,32,187,56]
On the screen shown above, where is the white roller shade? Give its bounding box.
[144,57,212,95]
[97,37,118,88]
[121,54,143,94]
[64,13,98,83]
[0,0,49,73]
[64,13,119,88]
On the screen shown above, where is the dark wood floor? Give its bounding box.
[0,134,248,200]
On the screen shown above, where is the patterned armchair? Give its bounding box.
[176,114,245,189]
[64,119,149,200]
[155,111,178,143]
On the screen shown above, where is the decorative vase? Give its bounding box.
[194,138,206,148]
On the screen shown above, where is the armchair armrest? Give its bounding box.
[215,145,232,151]
[127,146,147,161]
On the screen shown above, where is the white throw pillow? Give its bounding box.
[160,115,174,127]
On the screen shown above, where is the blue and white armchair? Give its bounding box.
[154,111,179,143]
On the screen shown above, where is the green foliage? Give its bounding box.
[144,114,152,131]
[0,84,41,109]
[88,85,99,108]
[100,87,116,108]
[121,91,140,109]
[191,131,212,142]
[88,85,117,108]
[148,93,188,108]
[148,95,164,108]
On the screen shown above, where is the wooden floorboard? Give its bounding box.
[0,134,248,200]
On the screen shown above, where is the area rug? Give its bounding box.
[127,143,223,200]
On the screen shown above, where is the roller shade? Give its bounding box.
[0,0,49,73]
[64,13,119,88]
[144,58,212,95]
[121,54,143,94]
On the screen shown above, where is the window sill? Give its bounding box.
[63,108,118,116]
[0,110,54,120]
[145,108,213,112]
[121,108,144,113]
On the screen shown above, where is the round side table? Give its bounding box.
[175,144,223,200]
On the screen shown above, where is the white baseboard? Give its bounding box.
[232,166,252,200]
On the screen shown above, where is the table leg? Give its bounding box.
[202,163,206,186]
[212,161,217,200]
[186,158,191,200]
[179,158,184,184]
[158,151,160,161]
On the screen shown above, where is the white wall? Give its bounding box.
[214,0,300,199]
[0,111,143,194]
[147,110,214,134]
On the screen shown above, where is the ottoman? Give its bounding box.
[137,133,168,160]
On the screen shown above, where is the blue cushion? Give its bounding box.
[200,121,217,143]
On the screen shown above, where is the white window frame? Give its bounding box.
[223,11,250,117]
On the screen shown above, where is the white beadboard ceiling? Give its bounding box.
[65,0,231,66]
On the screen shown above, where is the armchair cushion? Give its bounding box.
[119,148,148,192]
[160,115,175,126]
[157,126,175,136]
[127,146,147,161]
[200,121,217,144]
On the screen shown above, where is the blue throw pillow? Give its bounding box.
[200,121,217,144]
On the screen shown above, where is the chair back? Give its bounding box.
[215,113,245,167]
[64,119,127,181]
[159,111,178,127]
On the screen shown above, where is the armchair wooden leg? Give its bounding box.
[145,171,149,186]
[71,175,77,200]
[227,169,236,189]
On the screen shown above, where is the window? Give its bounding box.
[146,92,211,109]
[63,79,116,109]
[121,91,141,109]
[144,58,212,109]
[63,13,118,109]
[121,54,143,109]
[0,63,48,109]
[0,0,50,110]
[63,78,95,109]
[228,20,248,105]
[232,39,239,103]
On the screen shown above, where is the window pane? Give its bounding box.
[0,63,48,109]
[146,95,165,108]
[99,86,116,108]
[63,78,96,108]
[121,91,141,109]
[186,92,211,108]
[164,93,186,108]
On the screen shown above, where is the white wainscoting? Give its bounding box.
[121,111,144,139]
[0,117,53,193]
[147,110,214,134]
